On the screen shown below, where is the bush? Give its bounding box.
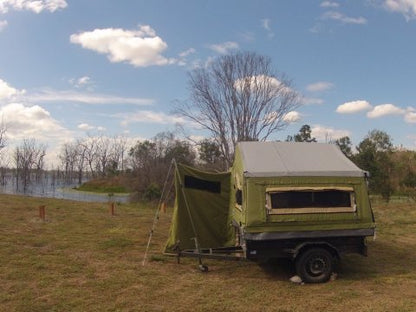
[142,183,161,201]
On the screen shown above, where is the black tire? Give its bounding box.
[295,248,334,283]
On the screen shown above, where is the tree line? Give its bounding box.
[0,51,414,201]
[287,124,416,201]
[1,121,415,202]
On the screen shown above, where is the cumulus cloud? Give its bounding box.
[322,11,367,24]
[70,25,176,67]
[283,111,301,123]
[306,81,334,92]
[367,103,405,118]
[311,125,351,141]
[0,0,67,14]
[0,103,70,140]
[0,79,25,100]
[209,41,239,54]
[26,89,153,105]
[382,0,416,20]
[118,110,188,126]
[336,100,372,114]
[0,20,8,31]
[320,1,340,8]
[405,111,416,123]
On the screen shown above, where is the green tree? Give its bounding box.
[198,139,225,170]
[335,136,353,158]
[353,130,393,201]
[286,124,317,142]
[128,132,196,199]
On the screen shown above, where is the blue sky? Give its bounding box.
[0,0,416,165]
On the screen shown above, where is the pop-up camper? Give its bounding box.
[165,142,375,283]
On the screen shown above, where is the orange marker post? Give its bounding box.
[110,202,115,216]
[39,205,46,221]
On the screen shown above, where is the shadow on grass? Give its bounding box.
[259,258,296,281]
[337,239,416,281]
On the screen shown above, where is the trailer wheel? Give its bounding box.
[296,248,333,283]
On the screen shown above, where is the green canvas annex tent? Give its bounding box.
[165,142,375,258]
[164,164,234,252]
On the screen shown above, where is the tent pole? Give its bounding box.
[142,160,175,266]
[174,161,208,271]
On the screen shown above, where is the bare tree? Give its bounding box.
[0,121,8,185]
[74,139,87,184]
[176,51,300,167]
[81,135,99,177]
[14,139,46,191]
[59,142,78,183]
[113,135,128,172]
[0,120,6,152]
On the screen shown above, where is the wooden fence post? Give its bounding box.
[39,205,46,221]
[109,202,115,216]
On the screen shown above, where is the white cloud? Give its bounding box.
[77,123,95,131]
[301,97,325,105]
[234,75,293,95]
[177,48,196,66]
[239,31,255,42]
[320,1,340,8]
[405,111,416,123]
[118,110,188,126]
[367,103,405,118]
[26,89,153,105]
[336,100,372,113]
[382,0,416,20]
[306,81,334,92]
[311,125,351,141]
[0,103,70,140]
[0,20,8,31]
[77,123,106,132]
[261,18,275,38]
[0,0,67,14]
[261,18,272,31]
[179,48,196,58]
[283,111,301,123]
[0,79,25,100]
[322,11,367,24]
[70,25,176,67]
[209,41,239,54]
[69,76,92,88]
[77,76,90,86]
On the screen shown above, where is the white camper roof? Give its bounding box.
[237,141,365,177]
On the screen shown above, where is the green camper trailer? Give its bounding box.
[165,142,376,283]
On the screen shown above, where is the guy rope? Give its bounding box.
[141,160,175,266]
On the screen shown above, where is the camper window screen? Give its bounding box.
[184,175,221,193]
[268,189,355,214]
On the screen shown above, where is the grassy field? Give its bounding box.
[1,194,415,311]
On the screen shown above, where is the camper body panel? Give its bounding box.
[230,142,375,276]
[241,175,374,232]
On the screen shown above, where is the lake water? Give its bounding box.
[0,175,130,203]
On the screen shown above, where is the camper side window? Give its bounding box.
[266,188,356,214]
[184,175,221,193]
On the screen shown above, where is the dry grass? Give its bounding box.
[0,194,415,311]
